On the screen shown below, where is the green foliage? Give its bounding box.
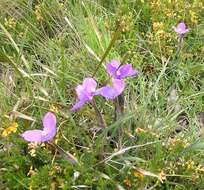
[1,0,204,189]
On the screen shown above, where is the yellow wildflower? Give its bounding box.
[49,105,59,114]
[186,160,195,170]
[165,9,176,18]
[189,10,198,24]
[4,17,16,28]
[151,1,161,9]
[2,122,18,137]
[28,142,40,157]
[53,164,62,173]
[123,178,131,187]
[169,138,187,148]
[132,170,144,180]
[159,170,166,182]
[135,127,145,134]
[153,22,164,31]
[35,5,43,21]
[27,166,37,177]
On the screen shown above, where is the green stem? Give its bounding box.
[48,142,78,165]
[114,93,124,121]
[91,99,107,128]
[92,25,122,77]
[175,34,184,56]
[121,50,131,64]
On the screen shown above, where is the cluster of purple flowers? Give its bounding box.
[20,60,138,142]
[71,59,138,111]
[20,22,189,143]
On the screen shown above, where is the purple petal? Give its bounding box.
[82,78,97,94]
[40,130,56,141]
[117,64,139,79]
[96,79,125,99]
[71,100,87,111]
[174,28,189,34]
[106,59,120,77]
[21,130,44,142]
[75,78,97,102]
[71,78,97,112]
[177,22,186,30]
[173,22,189,34]
[184,29,189,33]
[75,85,84,99]
[42,112,57,139]
[20,112,57,142]
[112,79,125,94]
[95,86,117,99]
[75,85,90,102]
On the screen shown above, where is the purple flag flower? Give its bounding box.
[95,79,125,99]
[71,78,97,111]
[173,22,189,34]
[106,59,138,79]
[21,112,57,142]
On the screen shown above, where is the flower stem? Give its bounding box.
[114,93,125,121]
[91,99,107,128]
[176,34,184,55]
[92,25,122,77]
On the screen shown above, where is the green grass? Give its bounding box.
[1,0,204,189]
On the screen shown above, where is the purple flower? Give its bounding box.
[21,112,57,142]
[71,78,97,111]
[106,59,138,79]
[95,79,125,99]
[173,22,189,34]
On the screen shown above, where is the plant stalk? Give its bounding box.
[92,25,122,77]
[91,99,107,128]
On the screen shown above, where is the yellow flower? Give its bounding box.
[135,127,145,134]
[189,10,198,24]
[28,142,39,157]
[4,17,16,28]
[168,138,187,148]
[123,178,131,187]
[49,105,59,114]
[153,22,164,31]
[151,1,161,9]
[159,170,166,182]
[186,160,195,170]
[35,5,43,21]
[164,9,176,17]
[2,122,18,137]
[132,170,144,180]
[27,166,36,177]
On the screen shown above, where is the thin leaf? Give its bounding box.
[10,111,35,121]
